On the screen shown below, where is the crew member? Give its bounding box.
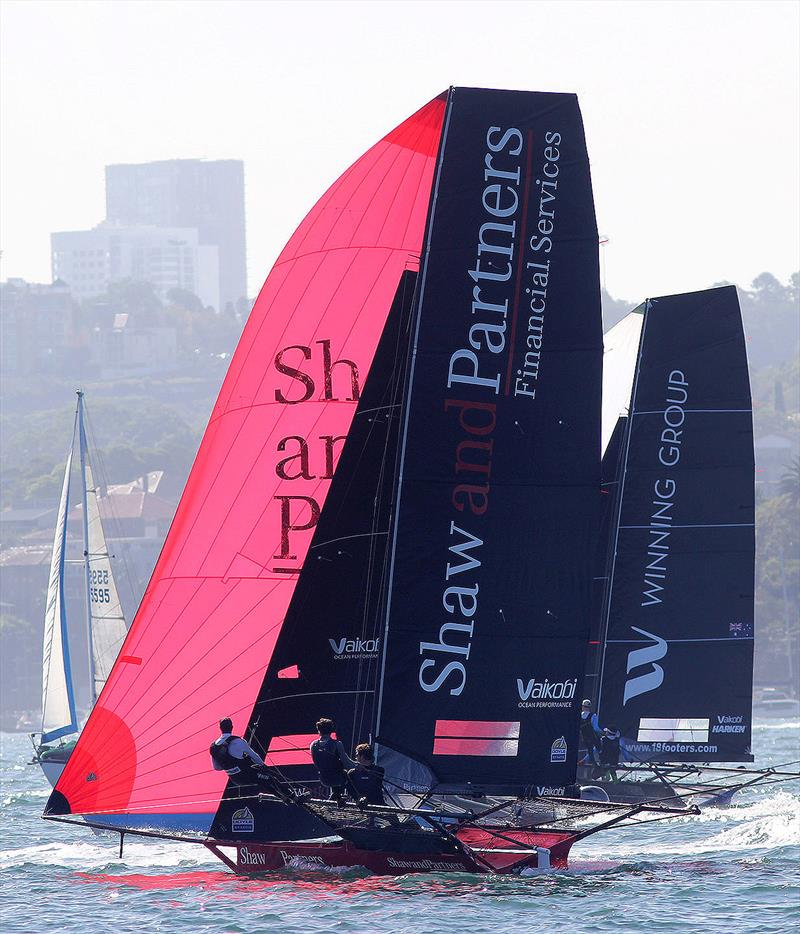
[310,718,356,802]
[210,717,268,792]
[347,743,385,806]
[599,726,622,781]
[579,699,602,765]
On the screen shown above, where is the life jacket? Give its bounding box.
[600,733,621,766]
[311,736,347,787]
[210,735,243,774]
[580,714,598,747]
[347,765,385,805]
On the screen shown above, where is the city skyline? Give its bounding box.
[1,1,798,303]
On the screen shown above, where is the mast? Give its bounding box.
[76,390,97,707]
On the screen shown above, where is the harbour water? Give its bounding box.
[1,721,798,934]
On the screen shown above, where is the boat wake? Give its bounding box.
[576,789,800,861]
[0,838,219,873]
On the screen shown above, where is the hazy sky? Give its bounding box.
[2,0,798,302]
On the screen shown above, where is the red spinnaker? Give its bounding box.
[53,96,445,823]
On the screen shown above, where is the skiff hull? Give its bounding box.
[208,831,574,876]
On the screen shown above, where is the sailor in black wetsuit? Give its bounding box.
[579,698,602,765]
[309,718,356,802]
[210,718,268,792]
[598,726,622,781]
[346,743,385,806]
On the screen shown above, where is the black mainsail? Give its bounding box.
[595,287,755,763]
[375,87,603,793]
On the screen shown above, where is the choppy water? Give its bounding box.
[1,723,798,934]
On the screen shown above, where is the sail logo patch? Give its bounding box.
[550,737,567,763]
[517,677,577,708]
[328,637,379,660]
[232,807,255,833]
[623,626,668,705]
[712,715,746,734]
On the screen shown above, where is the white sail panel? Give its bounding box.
[41,439,77,742]
[601,308,644,455]
[83,452,127,696]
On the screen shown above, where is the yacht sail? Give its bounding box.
[35,393,129,787]
[595,287,755,764]
[40,420,78,744]
[77,394,127,700]
[46,93,448,830]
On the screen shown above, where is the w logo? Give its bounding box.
[623,626,668,706]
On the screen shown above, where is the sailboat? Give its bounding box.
[579,287,773,805]
[33,391,128,786]
[43,88,695,875]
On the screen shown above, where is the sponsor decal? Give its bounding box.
[386,857,464,870]
[418,125,566,700]
[329,636,380,660]
[623,626,668,705]
[628,742,719,755]
[536,785,565,796]
[712,714,746,734]
[239,846,266,866]
[231,806,254,833]
[626,371,689,704]
[517,676,577,708]
[550,736,567,763]
[268,340,361,575]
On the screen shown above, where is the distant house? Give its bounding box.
[90,312,177,378]
[70,480,175,540]
[0,508,56,546]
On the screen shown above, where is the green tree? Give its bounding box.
[779,457,800,505]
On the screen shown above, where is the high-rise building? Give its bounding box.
[105,159,246,311]
[50,223,220,310]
